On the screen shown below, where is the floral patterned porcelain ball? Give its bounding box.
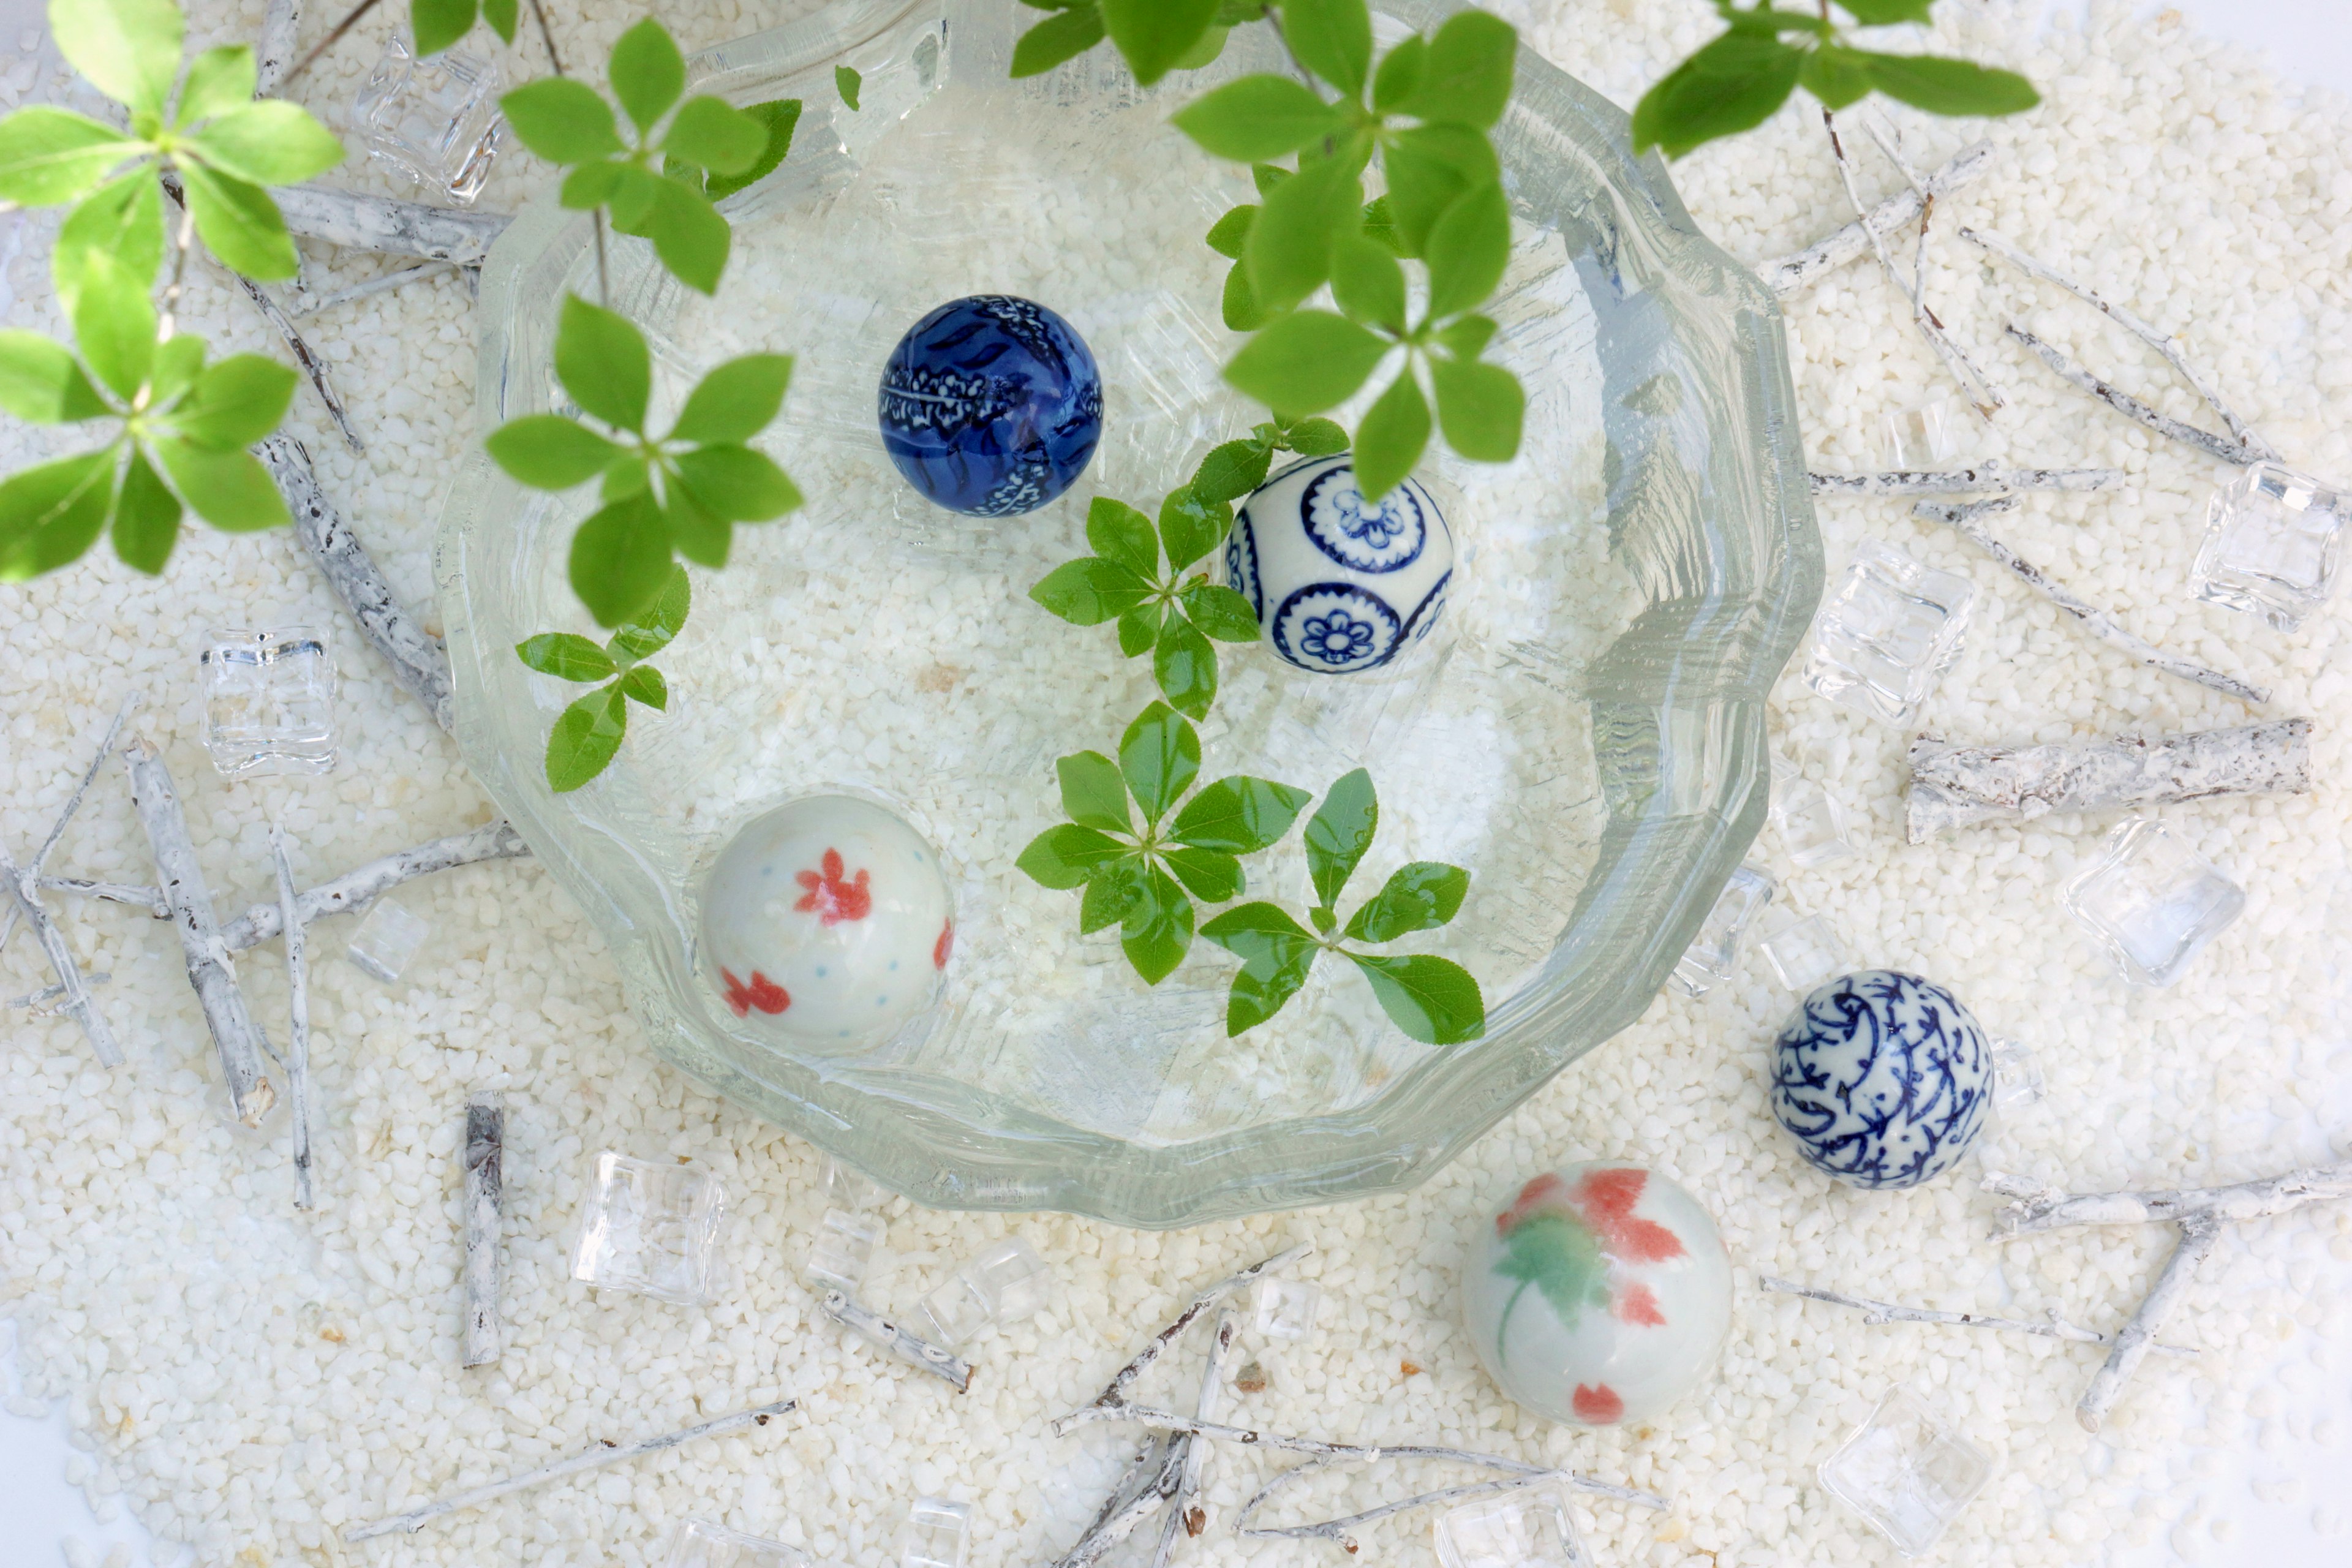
[878,294,1102,516]
[698,795,954,1045]
[1463,1163,1733,1427]
[1225,455,1453,674]
[1770,970,1991,1189]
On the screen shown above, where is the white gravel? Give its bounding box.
[4,2,2352,1567]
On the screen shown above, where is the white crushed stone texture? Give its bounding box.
[1,2,2349,1566]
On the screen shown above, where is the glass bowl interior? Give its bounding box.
[435,0,1820,1226]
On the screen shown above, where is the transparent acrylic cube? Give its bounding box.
[1431,1481,1587,1568]
[820,1153,887,1213]
[2188,462,2348,631]
[666,1520,818,1568]
[351,36,503,204]
[1759,914,1849,996]
[1818,1385,1994,1557]
[1670,862,1777,998]
[1882,396,1978,471]
[924,1235,1054,1348]
[899,1497,970,1568]
[345,897,429,983]
[200,625,337,777]
[1769,755,1855,869]
[2059,818,2245,987]
[1986,1037,2045,1111]
[570,1153,729,1306]
[805,1207,883,1296]
[1253,1275,1324,1341]
[1802,540,1977,725]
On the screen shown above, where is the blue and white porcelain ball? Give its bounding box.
[1770,970,1991,1189]
[878,295,1102,516]
[1225,454,1453,675]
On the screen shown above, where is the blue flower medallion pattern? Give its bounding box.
[1769,969,1990,1190]
[1225,513,1263,620]
[878,295,1102,516]
[1401,568,1451,646]
[1272,584,1403,673]
[1302,466,1427,572]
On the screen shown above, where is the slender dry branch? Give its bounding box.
[1811,464,2122,497]
[220,820,529,951]
[271,184,511,265]
[1761,1276,2194,1356]
[293,260,460,318]
[1905,721,2311,840]
[0,691,141,948]
[2002,325,2260,468]
[1910,497,2271,706]
[255,0,303,94]
[1988,1164,2352,1235]
[1240,1466,1562,1551]
[1080,1242,1311,1414]
[271,826,316,1210]
[39,878,167,915]
[344,1397,798,1540]
[281,0,386,89]
[821,1291,971,1393]
[0,840,123,1068]
[1156,1308,1239,1559]
[2078,1218,2221,1431]
[1762,141,1994,297]
[1054,1436,1188,1568]
[463,1090,503,1367]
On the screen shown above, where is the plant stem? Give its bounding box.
[155,180,198,348]
[515,0,607,304]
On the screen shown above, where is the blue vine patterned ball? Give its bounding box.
[877,295,1102,516]
[1769,970,1991,1189]
[1224,455,1453,674]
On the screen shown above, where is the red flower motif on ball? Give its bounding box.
[796,848,872,925]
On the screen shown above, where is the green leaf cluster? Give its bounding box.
[516,564,689,792]
[1012,0,1260,85]
[484,295,802,627]
[1028,491,1261,719]
[500,18,773,293]
[1186,410,1349,504]
[1199,767,1483,1044]
[1016,701,1311,984]
[1631,1,2039,159]
[412,0,519,58]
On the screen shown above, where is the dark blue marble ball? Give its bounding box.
[877,295,1102,516]
[1768,970,1991,1191]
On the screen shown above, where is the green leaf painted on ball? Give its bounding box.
[107,446,181,573]
[0,330,110,424]
[1170,775,1312,854]
[1017,823,1128,890]
[1490,1208,1607,1363]
[1179,581,1260,643]
[555,295,651,432]
[1119,699,1200,823]
[546,684,629,793]
[1303,766,1377,907]
[485,413,623,489]
[1057,749,1133,834]
[1344,950,1484,1044]
[1031,556,1153,625]
[1199,900,1320,1035]
[1120,862,1196,984]
[1343,860,1468,941]
[516,631,616,682]
[1225,309,1387,415]
[1352,369,1430,502]
[1153,609,1218,720]
[1012,4,1106,78]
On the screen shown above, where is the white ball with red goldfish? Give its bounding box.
[697,795,954,1045]
[1461,1162,1732,1427]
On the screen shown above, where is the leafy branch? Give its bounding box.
[516,563,688,791]
[1187,409,1349,503]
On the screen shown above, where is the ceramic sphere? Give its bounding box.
[698,796,954,1044]
[877,294,1102,516]
[1463,1163,1732,1427]
[1224,455,1453,674]
[1770,969,1991,1189]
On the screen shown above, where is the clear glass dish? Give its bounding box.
[434,0,1820,1226]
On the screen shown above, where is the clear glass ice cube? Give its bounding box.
[1431,1482,1587,1568]
[1760,914,1849,995]
[665,1520,819,1568]
[1253,1275,1324,1341]
[570,1152,729,1306]
[820,1153,887,1213]
[2188,462,2348,631]
[351,36,502,204]
[805,1207,883,1295]
[922,1236,1052,1344]
[2059,818,2244,987]
[345,896,429,983]
[899,1497,970,1568]
[1802,540,1977,725]
[1818,1385,1993,1557]
[1882,396,1978,471]
[1769,755,1854,868]
[1670,862,1777,998]
[200,625,336,777]
[1987,1037,2044,1110]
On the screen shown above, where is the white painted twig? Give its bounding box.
[292,260,459,320]
[1055,1434,1188,1568]
[0,693,140,951]
[2002,324,2260,468]
[1905,720,2312,840]
[1910,497,2271,706]
[1079,1242,1311,1414]
[462,1090,503,1367]
[270,183,512,265]
[39,878,167,915]
[343,1396,799,1540]
[1763,141,1994,298]
[125,740,276,1126]
[0,840,122,1068]
[1241,1466,1560,1551]
[1809,463,2123,497]
[821,1291,971,1393]
[219,820,529,951]
[1155,1307,1239,1561]
[8,974,109,1011]
[1986,1164,2352,1235]
[255,0,303,95]
[2077,1218,2221,1431]
[1760,1276,2194,1356]
[270,825,315,1210]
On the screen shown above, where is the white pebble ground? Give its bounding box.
[4,2,2351,1567]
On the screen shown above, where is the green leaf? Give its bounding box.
[555,295,650,432]
[178,162,298,280]
[107,445,180,573]
[610,18,686,135]
[568,488,673,627]
[1245,150,1362,312]
[604,162,669,235]
[0,107,140,206]
[835,65,862,111]
[1204,204,1255,261]
[1251,161,1292,198]
[1102,0,1219,87]
[1158,486,1228,571]
[546,684,628,793]
[188,101,344,186]
[1430,355,1523,462]
[1423,179,1508,320]
[1172,75,1344,161]
[1017,823,1128,890]
[1837,0,1934,24]
[1281,0,1373,97]
[674,443,801,521]
[618,664,668,709]
[1163,845,1243,903]
[645,176,732,294]
[0,330,110,423]
[516,631,616,682]
[1011,3,1106,78]
[499,79,625,163]
[559,160,624,211]
[1170,775,1312,853]
[1799,42,1875,110]
[1224,309,1387,415]
[1284,416,1350,456]
[146,333,203,409]
[1220,260,1269,332]
[1199,901,1319,1036]
[668,353,792,445]
[151,438,287,531]
[1171,21,1229,70]
[1153,609,1218,720]
[1360,192,1404,255]
[1117,602,1163,656]
[1120,864,1196,984]
[1087,495,1159,580]
[1119,699,1200,823]
[413,0,479,56]
[71,251,153,402]
[1436,312,1497,360]
[1858,53,2041,116]
[1057,750,1132,833]
[1396,10,1515,129]
[1030,556,1152,625]
[1379,122,1494,255]
[608,562,691,661]
[1630,35,1803,159]
[1179,581,1261,643]
[482,0,518,43]
[1343,861,1468,942]
[1191,437,1272,504]
[168,353,296,448]
[663,96,767,175]
[53,0,183,116]
[1352,370,1430,502]
[1304,766,1376,907]
[1344,951,1483,1043]
[53,170,162,314]
[485,413,622,489]
[1371,35,1426,112]
[1079,854,1145,932]
[1329,233,1406,334]
[703,99,801,200]
[0,449,114,579]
